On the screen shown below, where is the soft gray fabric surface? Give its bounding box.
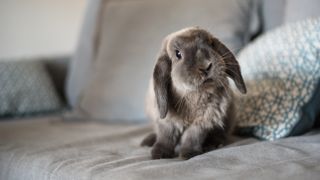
[262,0,320,31]
[67,0,260,122]
[66,0,103,106]
[1,117,319,180]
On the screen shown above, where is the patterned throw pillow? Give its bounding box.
[236,18,320,140]
[0,60,64,118]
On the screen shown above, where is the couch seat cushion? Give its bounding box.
[0,117,320,180]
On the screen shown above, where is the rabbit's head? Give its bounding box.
[153,27,246,118]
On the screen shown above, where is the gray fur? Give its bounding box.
[142,27,246,159]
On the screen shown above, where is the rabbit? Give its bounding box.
[141,27,247,160]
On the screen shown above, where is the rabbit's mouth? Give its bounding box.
[200,78,217,89]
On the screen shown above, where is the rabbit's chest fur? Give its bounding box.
[168,87,231,128]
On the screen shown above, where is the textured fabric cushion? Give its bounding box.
[67,0,260,122]
[1,117,320,180]
[262,0,320,31]
[0,60,63,117]
[236,18,320,140]
[290,79,320,136]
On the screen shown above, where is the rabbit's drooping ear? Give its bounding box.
[153,49,172,119]
[213,38,247,94]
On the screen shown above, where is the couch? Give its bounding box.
[1,0,320,179]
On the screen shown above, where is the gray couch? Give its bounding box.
[1,0,320,180]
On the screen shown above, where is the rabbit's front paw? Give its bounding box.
[151,143,175,159]
[179,146,202,160]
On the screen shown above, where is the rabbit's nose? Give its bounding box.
[199,63,212,76]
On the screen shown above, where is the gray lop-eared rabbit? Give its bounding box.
[141,27,247,160]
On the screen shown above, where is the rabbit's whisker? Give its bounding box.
[217,78,228,93]
[175,93,186,113]
[219,47,241,58]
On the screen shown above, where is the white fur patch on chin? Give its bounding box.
[173,79,196,95]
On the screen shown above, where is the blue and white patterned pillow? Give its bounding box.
[236,18,320,140]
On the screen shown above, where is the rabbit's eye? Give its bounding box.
[175,50,182,59]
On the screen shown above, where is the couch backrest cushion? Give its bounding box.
[66,0,260,122]
[262,0,320,31]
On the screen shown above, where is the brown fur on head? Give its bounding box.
[142,27,246,160]
[154,27,246,119]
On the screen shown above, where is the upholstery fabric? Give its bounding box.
[43,56,70,102]
[66,0,103,106]
[290,79,320,136]
[0,117,320,180]
[236,18,320,140]
[0,60,63,117]
[262,0,320,31]
[67,0,260,122]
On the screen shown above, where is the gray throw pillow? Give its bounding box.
[0,60,64,118]
[67,0,260,122]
